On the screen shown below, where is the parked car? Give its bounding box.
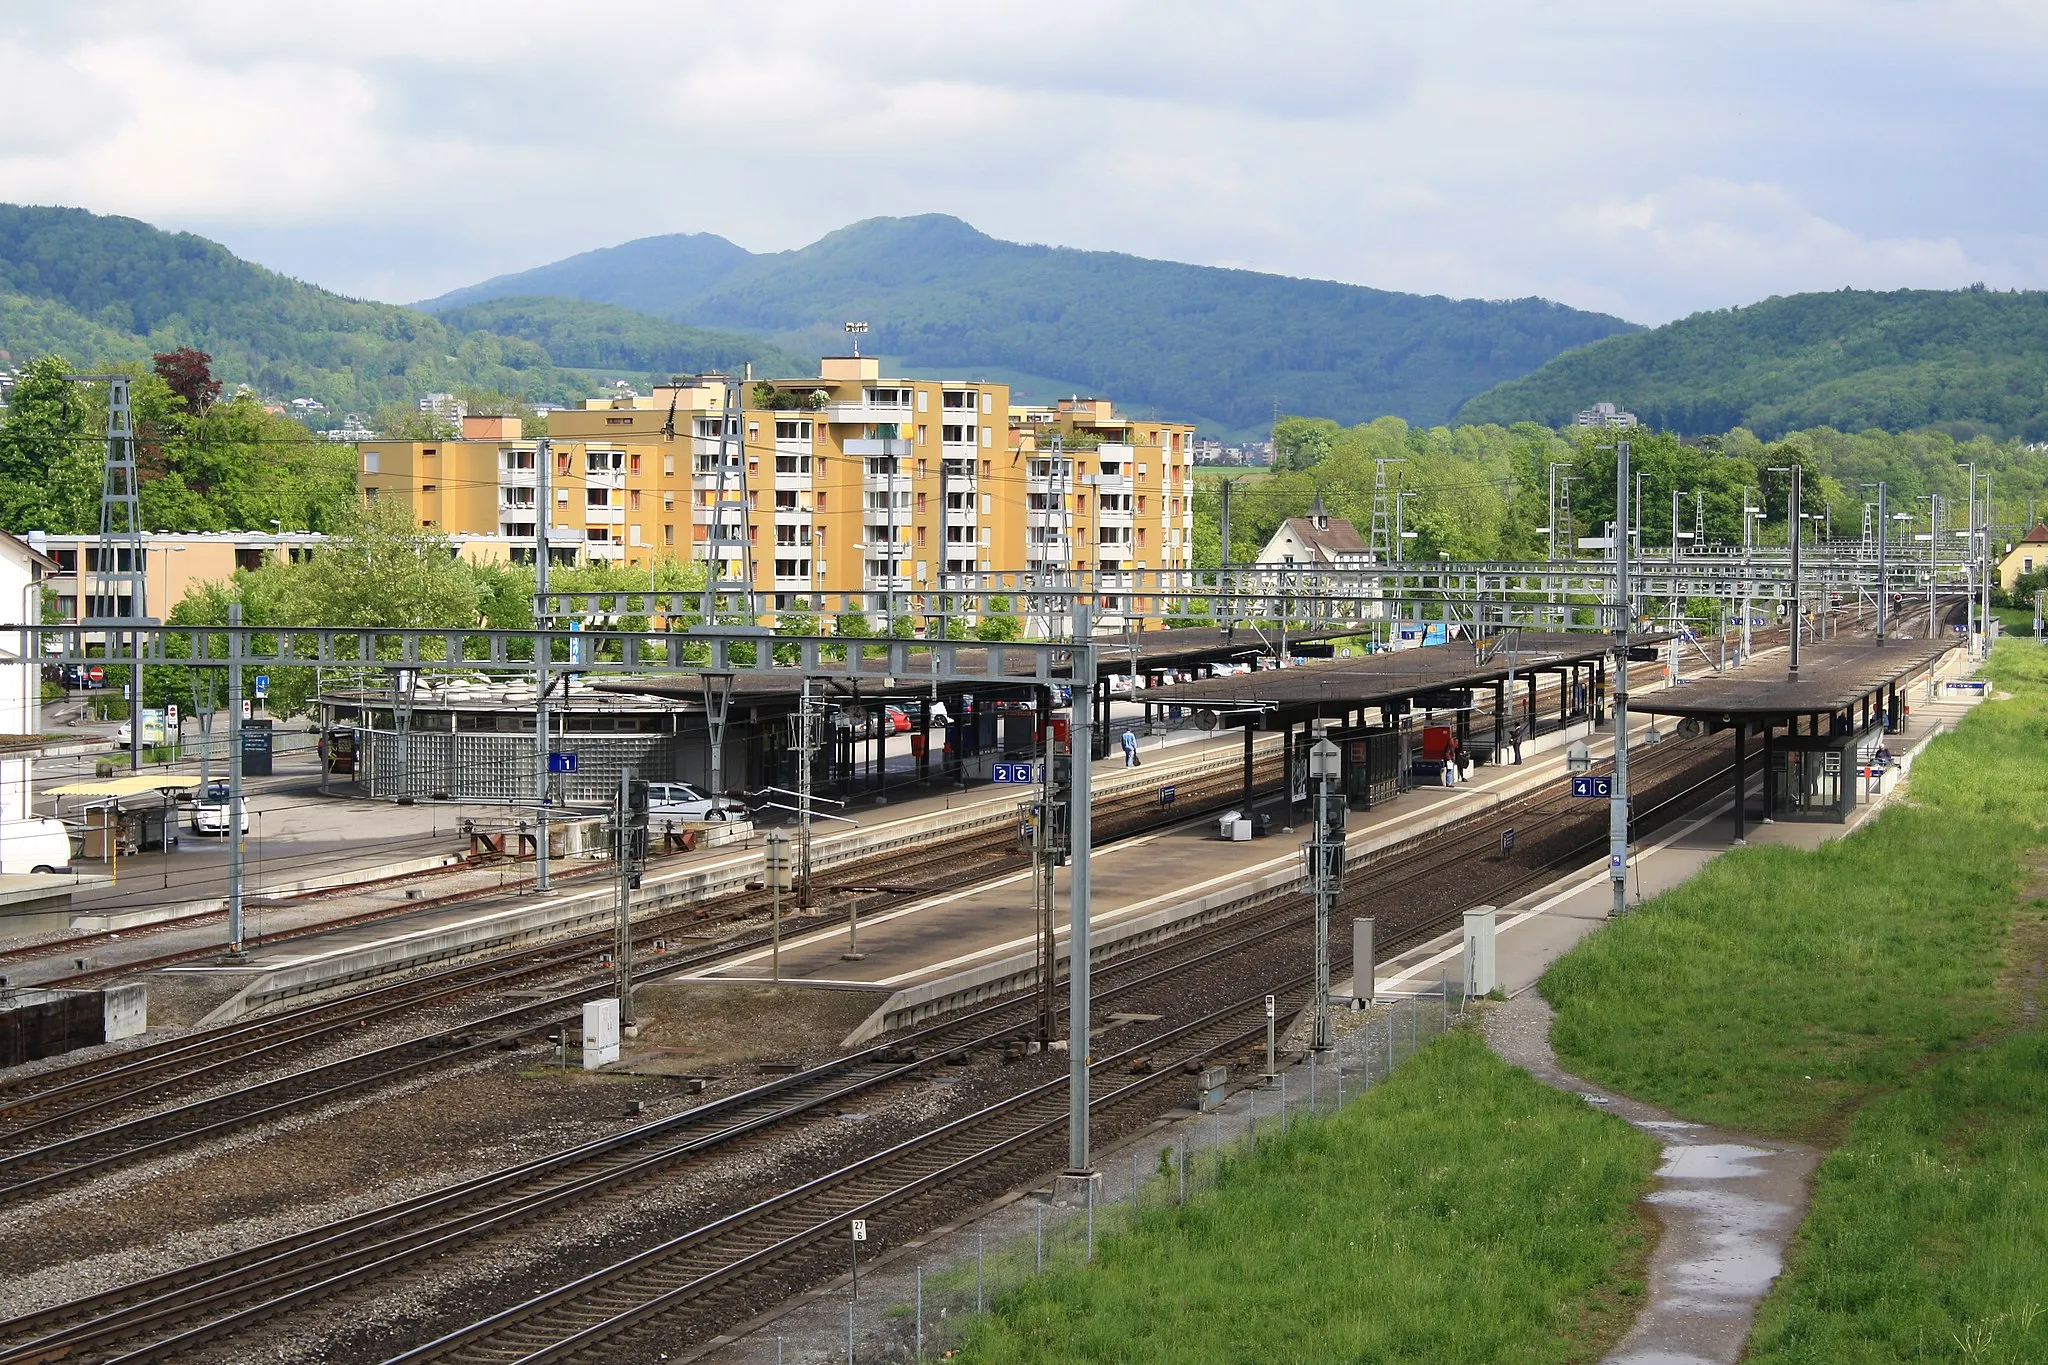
[644,782,747,822]
[192,783,249,836]
[0,818,74,874]
[883,705,912,734]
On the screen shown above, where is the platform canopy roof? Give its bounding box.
[1140,630,1634,714]
[46,774,203,799]
[1628,637,1959,722]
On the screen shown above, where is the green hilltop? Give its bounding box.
[418,214,1641,438]
[1457,287,2048,441]
[0,205,794,418]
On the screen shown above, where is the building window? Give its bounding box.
[663,491,675,510]
[816,491,827,510]
[941,424,972,445]
[774,454,811,474]
[362,452,380,473]
[629,490,642,510]
[502,487,536,508]
[502,449,535,471]
[663,524,675,546]
[981,459,991,478]
[52,548,78,573]
[775,419,813,440]
[587,488,611,507]
[916,425,927,445]
[629,453,642,473]
[586,449,624,473]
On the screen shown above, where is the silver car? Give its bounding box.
[192,783,249,835]
[645,782,746,822]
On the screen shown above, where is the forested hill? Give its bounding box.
[1456,287,2048,440]
[0,205,793,417]
[433,297,810,385]
[418,214,1640,438]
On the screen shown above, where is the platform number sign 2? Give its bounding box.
[992,762,1036,784]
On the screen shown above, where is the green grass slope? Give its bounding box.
[1458,287,2048,440]
[961,1031,1657,1365]
[418,214,1639,437]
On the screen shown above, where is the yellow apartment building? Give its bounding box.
[355,361,1198,609]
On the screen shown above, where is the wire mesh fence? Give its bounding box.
[734,976,1468,1364]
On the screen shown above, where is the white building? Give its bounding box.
[0,529,57,822]
[1573,402,1638,430]
[1254,495,1371,567]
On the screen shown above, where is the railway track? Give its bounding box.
[0,751,1280,1204]
[0,733,1744,1363]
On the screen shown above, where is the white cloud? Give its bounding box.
[0,1,2043,321]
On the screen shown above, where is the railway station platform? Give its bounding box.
[676,700,1679,1041]
[1359,644,1985,1004]
[143,726,1277,1015]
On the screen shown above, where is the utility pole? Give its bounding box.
[1788,466,1804,681]
[1305,721,1344,1051]
[1929,493,1940,638]
[534,436,553,891]
[74,374,146,772]
[1035,689,1067,1046]
[227,602,246,956]
[1875,481,1888,644]
[1067,601,1096,1176]
[796,676,816,911]
[1982,472,1994,659]
[1609,440,1632,919]
[615,767,647,1026]
[1966,463,1978,648]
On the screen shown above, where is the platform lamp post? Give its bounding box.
[1862,482,1890,644]
[1609,440,1632,919]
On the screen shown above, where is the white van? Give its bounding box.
[0,819,75,875]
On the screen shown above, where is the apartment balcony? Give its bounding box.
[1097,507,1135,527]
[944,475,977,497]
[1026,509,1068,530]
[498,468,537,487]
[583,506,625,526]
[861,574,914,592]
[843,438,913,458]
[585,541,625,561]
[825,400,913,426]
[1087,474,1132,495]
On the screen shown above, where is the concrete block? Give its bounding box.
[582,997,620,1070]
[1462,905,1498,999]
[102,983,147,1042]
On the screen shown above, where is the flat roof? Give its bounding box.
[587,625,1361,708]
[1140,631,1631,713]
[1628,637,1958,721]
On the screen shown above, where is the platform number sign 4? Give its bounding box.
[1570,775,1614,799]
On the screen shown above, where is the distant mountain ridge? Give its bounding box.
[418,214,1641,437]
[0,204,794,417]
[1457,287,2048,440]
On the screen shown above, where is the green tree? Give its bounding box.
[0,355,102,533]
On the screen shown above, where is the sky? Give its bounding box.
[1,1,2044,325]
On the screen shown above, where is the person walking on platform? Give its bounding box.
[1121,728,1140,767]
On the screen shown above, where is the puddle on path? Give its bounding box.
[1482,994,1818,1365]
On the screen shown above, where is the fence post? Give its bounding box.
[1035,1201,1044,1273]
[977,1229,985,1313]
[915,1264,924,1360]
[846,1298,855,1365]
[1177,1134,1186,1205]
[1131,1149,1140,1210]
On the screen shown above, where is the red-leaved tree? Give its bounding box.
[153,347,222,416]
